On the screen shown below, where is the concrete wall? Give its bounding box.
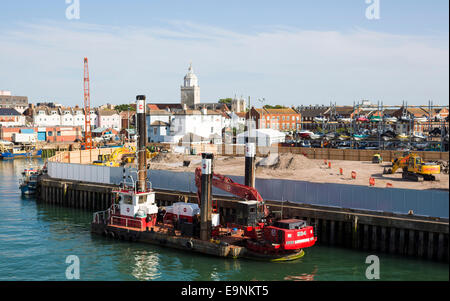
[48,162,449,219]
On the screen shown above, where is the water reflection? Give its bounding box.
[284,266,318,281]
[131,250,162,280]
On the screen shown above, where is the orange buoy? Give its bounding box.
[351,171,357,179]
[369,177,375,186]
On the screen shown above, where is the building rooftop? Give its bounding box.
[0,108,22,116]
[150,120,169,126]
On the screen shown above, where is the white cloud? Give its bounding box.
[0,20,448,106]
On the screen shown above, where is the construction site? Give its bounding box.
[147,151,449,191]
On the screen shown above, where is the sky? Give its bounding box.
[0,0,448,107]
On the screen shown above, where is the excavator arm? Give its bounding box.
[194,167,268,216]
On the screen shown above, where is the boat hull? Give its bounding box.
[20,184,36,196]
[91,222,307,262]
[1,150,42,160]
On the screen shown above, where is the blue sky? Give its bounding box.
[0,0,448,106]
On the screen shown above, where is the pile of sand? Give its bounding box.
[257,153,319,171]
[151,152,185,163]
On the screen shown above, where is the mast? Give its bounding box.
[83,57,93,150]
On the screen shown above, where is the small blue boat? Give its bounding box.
[0,147,42,160]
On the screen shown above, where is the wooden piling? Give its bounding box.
[329,220,335,246]
[322,219,328,245]
[363,224,369,250]
[371,225,378,251]
[389,228,396,254]
[408,230,415,257]
[337,221,344,246]
[352,216,359,249]
[399,229,405,255]
[427,232,434,260]
[418,231,424,258]
[380,227,386,253]
[437,233,444,261]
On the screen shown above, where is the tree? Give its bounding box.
[219,98,233,104]
[263,104,287,109]
[115,104,135,112]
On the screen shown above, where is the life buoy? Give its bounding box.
[186,240,194,249]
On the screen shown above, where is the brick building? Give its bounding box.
[247,107,301,132]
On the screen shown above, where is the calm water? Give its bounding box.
[0,159,448,281]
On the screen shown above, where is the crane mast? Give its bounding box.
[83,57,93,149]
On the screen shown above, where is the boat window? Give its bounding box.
[121,194,132,205]
[138,196,146,204]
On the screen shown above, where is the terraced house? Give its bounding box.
[247,107,302,132]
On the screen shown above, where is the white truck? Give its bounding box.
[12,133,37,144]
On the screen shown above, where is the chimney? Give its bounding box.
[200,153,213,241]
[245,143,256,188]
[136,95,147,192]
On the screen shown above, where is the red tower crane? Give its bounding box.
[82,57,93,150]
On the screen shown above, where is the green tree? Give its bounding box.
[219,98,233,104]
[115,104,135,112]
[263,104,287,109]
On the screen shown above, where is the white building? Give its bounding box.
[72,107,86,130]
[96,109,121,131]
[33,106,62,127]
[229,112,246,129]
[237,128,286,146]
[168,108,225,143]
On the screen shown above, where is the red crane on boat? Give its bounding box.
[194,167,317,256]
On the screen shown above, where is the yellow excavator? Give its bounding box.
[383,153,440,181]
[93,147,158,167]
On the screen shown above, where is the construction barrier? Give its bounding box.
[369,177,375,187]
[351,171,357,179]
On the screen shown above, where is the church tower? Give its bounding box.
[181,63,200,108]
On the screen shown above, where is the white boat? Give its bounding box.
[313,116,327,123]
[299,130,314,138]
[414,117,428,123]
[338,118,352,123]
[397,133,409,140]
[384,117,397,123]
[413,133,427,141]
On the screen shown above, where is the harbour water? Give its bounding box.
[0,159,448,281]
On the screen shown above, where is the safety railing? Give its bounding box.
[92,204,120,224]
[110,215,143,230]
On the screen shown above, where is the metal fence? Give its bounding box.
[48,162,449,218]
